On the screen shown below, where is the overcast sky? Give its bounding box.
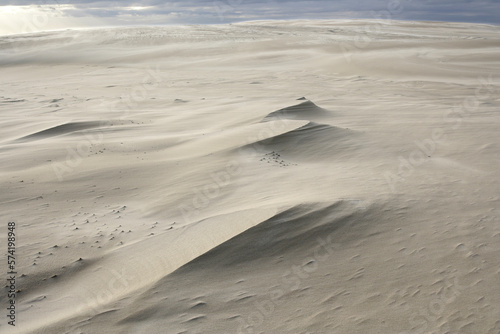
[0,0,499,35]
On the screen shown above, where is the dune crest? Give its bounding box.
[15,121,108,142]
[263,100,331,122]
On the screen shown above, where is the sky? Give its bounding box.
[0,0,499,35]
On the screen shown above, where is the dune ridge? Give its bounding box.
[263,100,331,122]
[15,121,108,142]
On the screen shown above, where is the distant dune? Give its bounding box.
[0,20,499,334]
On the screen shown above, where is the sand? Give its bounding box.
[0,20,499,334]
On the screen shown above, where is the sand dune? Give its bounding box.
[252,121,357,162]
[16,122,109,142]
[263,100,331,121]
[0,20,499,334]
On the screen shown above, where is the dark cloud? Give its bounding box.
[1,0,499,25]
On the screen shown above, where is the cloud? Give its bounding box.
[61,0,500,22]
[0,0,498,35]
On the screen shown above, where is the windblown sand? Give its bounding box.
[0,20,499,334]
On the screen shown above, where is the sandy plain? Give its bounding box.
[0,20,499,334]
